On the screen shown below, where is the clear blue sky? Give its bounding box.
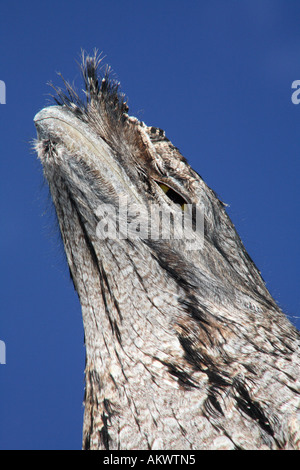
[1,0,299,450]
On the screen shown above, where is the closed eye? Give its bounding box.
[156,182,187,210]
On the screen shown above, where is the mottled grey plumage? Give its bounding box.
[34,52,300,450]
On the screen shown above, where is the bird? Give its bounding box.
[34,51,300,450]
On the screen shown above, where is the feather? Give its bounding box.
[34,52,300,450]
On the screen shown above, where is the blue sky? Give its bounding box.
[1,0,300,450]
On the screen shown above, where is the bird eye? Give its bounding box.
[156,182,187,210]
